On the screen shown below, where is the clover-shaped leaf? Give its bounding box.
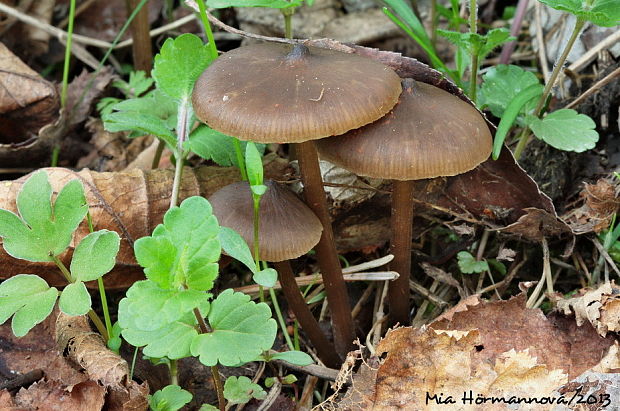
[58,281,91,316]
[223,376,267,405]
[0,171,87,262]
[118,280,210,332]
[537,0,620,27]
[480,64,541,118]
[528,109,599,152]
[0,275,58,337]
[149,385,193,411]
[135,196,221,291]
[457,251,489,274]
[191,289,277,366]
[71,230,120,281]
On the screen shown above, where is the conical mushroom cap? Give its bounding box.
[316,79,493,180]
[192,43,402,143]
[208,180,323,262]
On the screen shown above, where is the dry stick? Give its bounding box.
[296,141,354,358]
[565,66,620,109]
[126,0,153,74]
[567,29,620,74]
[273,261,341,369]
[534,2,551,82]
[389,180,415,326]
[498,0,529,64]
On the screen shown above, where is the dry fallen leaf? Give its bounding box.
[555,282,620,336]
[563,179,620,235]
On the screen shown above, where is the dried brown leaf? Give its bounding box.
[563,179,620,235]
[555,282,620,336]
[431,294,617,379]
[14,380,105,411]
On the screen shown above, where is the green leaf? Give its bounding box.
[152,34,213,101]
[58,281,91,316]
[528,109,599,152]
[206,0,300,8]
[107,322,122,352]
[487,259,507,276]
[102,90,178,148]
[219,227,257,274]
[118,280,210,332]
[250,184,268,197]
[479,28,514,59]
[253,268,277,288]
[457,251,489,274]
[149,385,193,411]
[537,0,620,27]
[245,142,264,188]
[191,289,277,366]
[268,350,314,366]
[70,230,120,281]
[492,83,544,159]
[437,28,514,60]
[223,376,267,405]
[199,405,219,411]
[0,172,87,262]
[135,197,221,291]
[480,64,541,118]
[112,70,154,98]
[0,275,58,337]
[187,125,267,167]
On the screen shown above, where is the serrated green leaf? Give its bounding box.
[537,0,620,26]
[149,385,193,411]
[480,64,542,118]
[191,289,277,366]
[219,227,257,274]
[457,251,489,274]
[118,280,210,332]
[135,197,221,290]
[0,275,58,336]
[0,172,87,262]
[528,109,599,152]
[58,281,91,316]
[112,70,154,98]
[253,268,277,288]
[70,230,120,281]
[223,376,267,405]
[245,142,264,188]
[437,28,513,59]
[479,28,514,59]
[152,34,213,101]
[268,350,314,366]
[207,0,300,8]
[103,111,177,148]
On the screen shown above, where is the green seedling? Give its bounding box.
[149,385,193,411]
[97,70,154,116]
[488,0,617,159]
[457,251,506,276]
[0,171,119,338]
[223,376,267,405]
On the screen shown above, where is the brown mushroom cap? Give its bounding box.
[192,43,402,143]
[315,79,493,180]
[208,180,323,262]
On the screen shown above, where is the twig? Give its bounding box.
[592,237,620,282]
[567,29,620,74]
[409,279,449,307]
[499,0,529,65]
[534,2,551,82]
[565,66,620,109]
[272,360,341,382]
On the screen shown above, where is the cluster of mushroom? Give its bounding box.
[192,42,492,365]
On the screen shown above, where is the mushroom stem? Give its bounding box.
[296,141,355,357]
[388,179,414,326]
[273,260,341,368]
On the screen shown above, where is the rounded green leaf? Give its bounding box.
[191,289,277,366]
[480,64,541,118]
[59,281,91,316]
[253,268,277,288]
[71,230,120,281]
[529,109,599,152]
[223,376,267,405]
[149,385,192,411]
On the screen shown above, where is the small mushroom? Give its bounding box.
[193,42,402,355]
[209,180,341,368]
[316,79,493,325]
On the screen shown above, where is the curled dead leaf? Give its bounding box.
[555,282,620,336]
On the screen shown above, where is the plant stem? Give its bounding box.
[388,180,415,326]
[151,140,165,169]
[468,0,479,103]
[192,308,225,411]
[533,19,585,117]
[233,139,248,180]
[130,346,138,379]
[195,0,219,60]
[273,260,340,368]
[170,100,190,208]
[268,287,295,350]
[430,0,437,47]
[169,359,179,386]
[513,18,585,160]
[60,0,76,108]
[87,211,113,338]
[282,6,294,39]
[126,0,153,73]
[252,195,265,302]
[295,141,354,358]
